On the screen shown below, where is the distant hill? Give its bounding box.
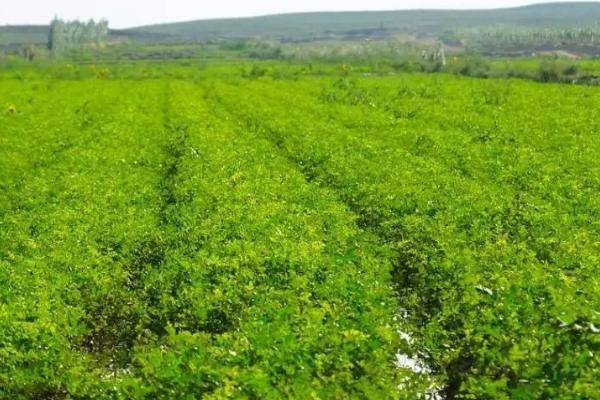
[2,2,600,48]
[0,25,48,48]
[127,2,600,41]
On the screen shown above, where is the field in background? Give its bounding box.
[0,61,599,399]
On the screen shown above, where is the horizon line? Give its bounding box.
[1,1,596,30]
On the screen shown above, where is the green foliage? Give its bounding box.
[536,60,582,83]
[0,62,599,399]
[449,55,491,78]
[210,67,600,398]
[0,68,409,399]
[48,18,109,53]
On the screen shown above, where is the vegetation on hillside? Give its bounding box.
[4,3,600,57]
[128,2,600,42]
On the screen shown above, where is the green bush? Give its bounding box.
[0,62,598,399]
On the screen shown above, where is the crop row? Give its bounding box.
[0,79,173,398]
[210,73,600,399]
[1,77,413,399]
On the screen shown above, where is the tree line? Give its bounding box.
[48,18,109,52]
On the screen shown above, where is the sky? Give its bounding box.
[0,0,589,29]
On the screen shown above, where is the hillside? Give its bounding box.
[127,2,600,41]
[0,25,48,47]
[2,2,600,49]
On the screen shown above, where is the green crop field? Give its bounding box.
[0,62,599,399]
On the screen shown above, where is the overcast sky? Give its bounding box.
[0,1,589,29]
